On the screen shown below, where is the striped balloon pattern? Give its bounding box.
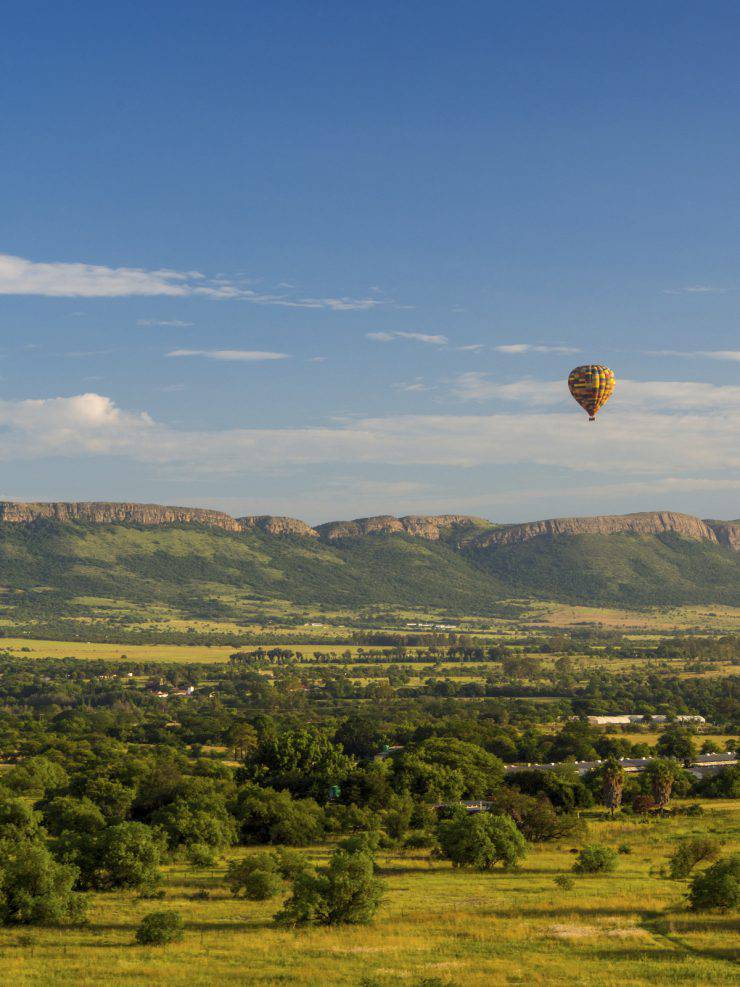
[568,364,615,420]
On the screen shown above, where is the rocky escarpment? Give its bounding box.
[0,503,737,552]
[0,501,242,532]
[316,514,490,541]
[472,511,723,549]
[239,515,319,538]
[706,521,740,551]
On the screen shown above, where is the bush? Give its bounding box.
[668,836,722,879]
[276,848,384,926]
[0,842,87,926]
[135,910,185,945]
[687,856,739,911]
[186,843,217,868]
[233,784,324,845]
[554,874,574,890]
[437,812,527,871]
[272,847,309,881]
[618,843,632,855]
[572,844,618,874]
[226,852,283,900]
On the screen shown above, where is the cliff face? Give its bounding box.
[706,521,740,551]
[472,511,721,549]
[0,501,242,532]
[316,514,489,541]
[0,502,737,552]
[239,515,319,538]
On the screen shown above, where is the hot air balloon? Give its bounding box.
[568,364,615,421]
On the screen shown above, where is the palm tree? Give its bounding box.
[601,758,625,817]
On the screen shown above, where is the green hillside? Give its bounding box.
[0,518,738,620]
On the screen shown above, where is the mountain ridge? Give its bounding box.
[0,501,737,551]
[0,501,738,612]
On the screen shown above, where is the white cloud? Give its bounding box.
[366,331,448,345]
[494,344,581,354]
[1,391,739,482]
[0,253,382,310]
[137,319,194,327]
[646,349,740,363]
[393,378,429,392]
[450,373,740,411]
[662,284,727,295]
[167,349,289,362]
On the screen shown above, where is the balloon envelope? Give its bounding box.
[568,364,615,420]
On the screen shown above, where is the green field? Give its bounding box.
[0,801,736,986]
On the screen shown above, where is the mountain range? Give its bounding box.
[0,502,738,616]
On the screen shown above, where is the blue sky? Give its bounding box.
[1,1,739,523]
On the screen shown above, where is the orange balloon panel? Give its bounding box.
[568,364,615,420]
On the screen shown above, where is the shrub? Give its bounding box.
[437,812,527,871]
[226,852,282,900]
[276,848,384,926]
[272,847,309,881]
[687,856,739,911]
[668,836,722,880]
[0,842,87,926]
[186,843,217,868]
[554,874,574,890]
[618,843,632,855]
[572,844,618,874]
[135,910,185,945]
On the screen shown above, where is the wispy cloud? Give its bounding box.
[494,343,581,354]
[366,331,448,345]
[167,349,289,362]
[645,349,740,363]
[0,253,383,310]
[1,391,738,481]
[662,284,728,295]
[137,319,194,328]
[451,372,740,411]
[393,377,429,392]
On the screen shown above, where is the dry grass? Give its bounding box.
[0,801,736,986]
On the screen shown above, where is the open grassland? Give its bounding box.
[0,802,736,986]
[0,638,385,664]
[530,603,740,632]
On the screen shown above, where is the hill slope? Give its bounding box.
[0,503,737,617]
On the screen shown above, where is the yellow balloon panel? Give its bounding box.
[568,364,615,420]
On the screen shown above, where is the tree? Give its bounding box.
[688,856,739,911]
[486,789,583,843]
[0,794,43,842]
[95,822,164,891]
[276,848,384,927]
[226,852,282,900]
[135,910,185,945]
[600,758,625,817]
[643,758,683,809]
[3,756,69,796]
[572,844,618,874]
[437,812,527,871]
[62,821,164,891]
[233,784,324,845]
[693,764,739,799]
[152,781,237,850]
[40,796,105,837]
[392,739,504,802]
[657,726,696,763]
[242,727,355,800]
[228,722,258,761]
[0,842,87,926]
[668,836,723,880]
